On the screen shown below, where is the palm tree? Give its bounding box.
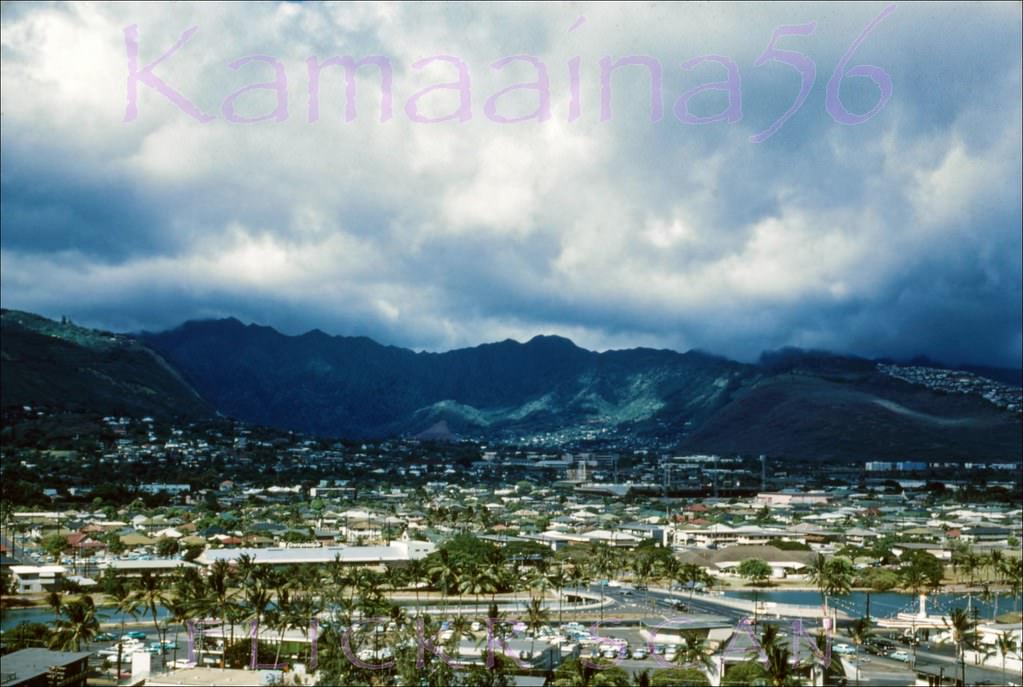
[265,566,323,670]
[447,614,472,663]
[460,562,487,620]
[521,565,548,602]
[944,607,978,687]
[240,569,272,667]
[524,597,550,661]
[173,567,208,664]
[383,564,406,596]
[674,631,714,673]
[993,632,1015,685]
[174,567,207,613]
[165,595,192,668]
[593,543,618,623]
[631,555,655,608]
[848,617,873,686]
[743,624,799,687]
[677,564,708,599]
[660,557,681,592]
[266,585,291,669]
[808,555,853,626]
[762,638,797,687]
[428,550,459,617]
[567,561,585,599]
[49,594,100,652]
[336,565,361,619]
[1007,558,1023,612]
[46,590,63,624]
[234,553,258,589]
[395,615,452,687]
[757,623,782,654]
[205,560,238,668]
[593,543,618,584]
[812,631,845,686]
[961,548,983,588]
[130,571,171,661]
[485,557,507,607]
[404,559,427,617]
[356,569,386,621]
[109,577,140,679]
[286,592,323,665]
[548,565,569,625]
[986,550,1005,586]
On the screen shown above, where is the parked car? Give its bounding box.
[123,631,147,640]
[96,632,117,642]
[832,643,856,655]
[889,650,911,663]
[631,647,649,660]
[864,639,895,656]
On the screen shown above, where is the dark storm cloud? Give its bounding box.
[0,2,1020,367]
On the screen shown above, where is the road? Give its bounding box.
[589,584,1018,685]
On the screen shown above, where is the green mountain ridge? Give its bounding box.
[2,309,1020,461]
[1,309,211,419]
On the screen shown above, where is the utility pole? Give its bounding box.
[753,588,759,626]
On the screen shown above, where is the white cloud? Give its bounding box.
[1,2,1020,365]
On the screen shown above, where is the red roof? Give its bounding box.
[66,533,89,546]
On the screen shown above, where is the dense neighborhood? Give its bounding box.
[2,412,1021,686]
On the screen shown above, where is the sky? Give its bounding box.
[1,2,1021,367]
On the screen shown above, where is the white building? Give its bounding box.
[755,492,829,507]
[197,537,436,568]
[10,565,66,593]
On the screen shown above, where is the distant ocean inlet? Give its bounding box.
[123,5,894,141]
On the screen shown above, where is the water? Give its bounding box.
[0,604,172,632]
[722,589,1019,620]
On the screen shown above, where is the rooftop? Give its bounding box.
[146,667,283,686]
[0,648,92,686]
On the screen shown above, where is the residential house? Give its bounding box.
[10,565,66,593]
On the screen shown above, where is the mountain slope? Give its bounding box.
[141,318,1022,459]
[682,367,1022,460]
[141,319,747,439]
[3,310,1019,460]
[0,310,212,419]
